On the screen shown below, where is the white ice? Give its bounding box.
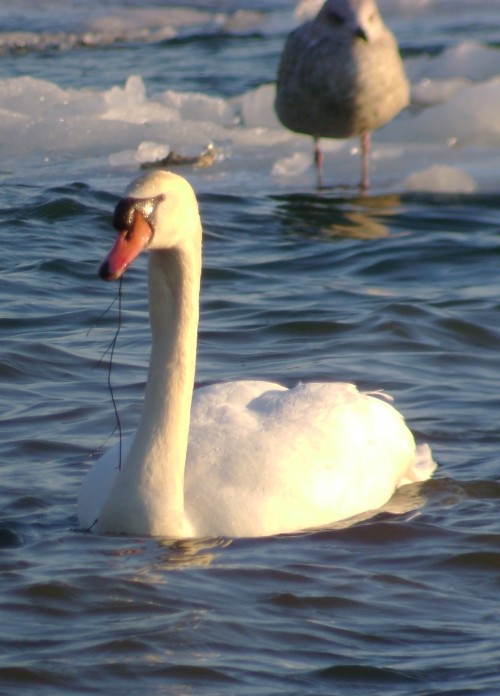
[0,4,498,196]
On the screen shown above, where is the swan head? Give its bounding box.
[99,170,200,281]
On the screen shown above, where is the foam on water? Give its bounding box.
[0,5,276,54]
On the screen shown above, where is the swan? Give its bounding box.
[78,170,435,538]
[275,0,409,189]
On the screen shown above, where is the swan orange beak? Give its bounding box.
[99,210,153,281]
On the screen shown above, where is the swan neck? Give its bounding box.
[143,244,200,484]
[104,241,200,536]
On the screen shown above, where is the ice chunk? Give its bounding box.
[411,77,470,107]
[88,7,212,36]
[272,152,311,177]
[0,76,68,116]
[158,90,235,127]
[392,77,500,147]
[402,165,477,193]
[233,84,281,129]
[426,41,499,82]
[102,75,178,124]
[109,141,171,167]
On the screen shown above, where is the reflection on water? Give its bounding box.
[154,536,232,570]
[322,211,389,240]
[93,536,233,585]
[272,192,408,241]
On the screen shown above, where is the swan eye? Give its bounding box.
[113,194,165,232]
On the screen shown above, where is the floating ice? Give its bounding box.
[0,76,70,117]
[88,7,212,36]
[102,76,177,125]
[411,78,470,107]
[0,6,275,56]
[158,90,235,127]
[408,41,500,84]
[402,165,477,194]
[109,142,171,168]
[0,29,498,194]
[272,152,311,178]
[393,77,500,147]
[232,84,281,130]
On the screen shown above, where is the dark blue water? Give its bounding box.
[1,2,499,694]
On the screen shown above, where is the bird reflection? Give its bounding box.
[273,192,403,241]
[103,535,231,573]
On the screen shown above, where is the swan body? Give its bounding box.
[78,170,435,538]
[275,0,410,188]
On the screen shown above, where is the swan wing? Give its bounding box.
[184,381,428,537]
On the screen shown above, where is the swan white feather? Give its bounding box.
[78,171,435,538]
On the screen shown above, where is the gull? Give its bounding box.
[275,0,409,189]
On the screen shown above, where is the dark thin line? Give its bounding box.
[107,277,123,471]
[86,294,120,337]
[86,517,99,532]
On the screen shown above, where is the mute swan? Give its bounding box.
[78,170,435,538]
[275,0,409,189]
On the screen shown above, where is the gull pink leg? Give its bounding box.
[313,137,324,189]
[360,131,371,191]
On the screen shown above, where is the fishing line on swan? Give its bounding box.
[107,276,124,471]
[88,277,124,471]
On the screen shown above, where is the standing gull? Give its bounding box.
[275,0,409,189]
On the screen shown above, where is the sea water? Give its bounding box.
[1,1,499,694]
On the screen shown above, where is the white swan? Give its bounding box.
[78,170,435,538]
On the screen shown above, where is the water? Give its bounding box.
[1,0,499,693]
